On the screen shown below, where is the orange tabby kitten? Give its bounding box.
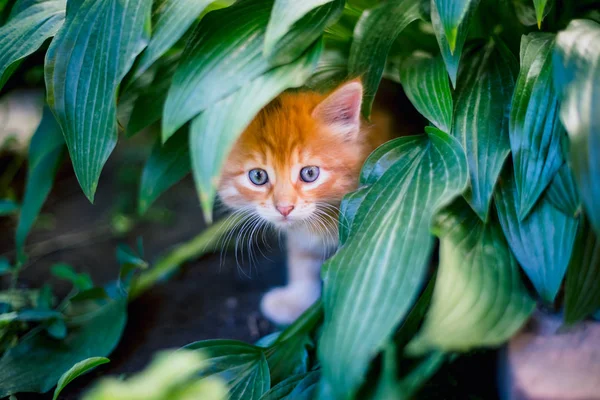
[218,80,394,324]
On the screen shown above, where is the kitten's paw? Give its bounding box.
[260,283,320,326]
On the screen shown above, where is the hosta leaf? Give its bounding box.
[564,218,600,325]
[495,163,579,303]
[162,0,274,140]
[138,129,190,214]
[185,340,270,400]
[338,187,369,245]
[0,0,66,91]
[53,357,110,400]
[400,53,453,132]
[259,373,310,400]
[318,127,468,398]
[453,39,517,221]
[264,0,343,65]
[348,0,421,117]
[510,33,564,220]
[191,40,321,221]
[0,295,127,396]
[554,19,600,234]
[16,107,64,261]
[546,163,580,217]
[45,0,152,202]
[264,335,311,386]
[407,199,534,353]
[131,0,213,80]
[431,0,480,87]
[432,0,479,53]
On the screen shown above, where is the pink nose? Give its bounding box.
[276,205,294,217]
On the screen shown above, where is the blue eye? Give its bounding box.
[300,166,320,183]
[249,169,268,185]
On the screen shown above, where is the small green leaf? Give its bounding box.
[319,128,468,398]
[431,0,480,87]
[190,40,322,221]
[400,53,453,133]
[564,217,600,325]
[495,163,579,303]
[511,0,552,27]
[0,200,19,216]
[264,334,312,386]
[51,263,93,291]
[45,0,152,201]
[16,107,64,261]
[0,258,11,275]
[131,0,213,80]
[46,319,67,339]
[407,199,534,353]
[163,0,274,140]
[533,0,548,28]
[546,163,580,217]
[264,0,343,65]
[554,19,600,235]
[259,373,309,400]
[53,357,110,400]
[185,340,270,400]
[138,129,190,215]
[348,0,421,117]
[510,33,564,220]
[453,39,517,221]
[0,0,66,91]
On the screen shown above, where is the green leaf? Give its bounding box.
[190,40,322,221]
[0,0,66,91]
[407,199,534,353]
[431,0,480,87]
[0,199,19,216]
[51,263,93,291]
[0,295,127,396]
[162,0,274,140]
[185,340,270,400]
[0,258,11,275]
[318,128,468,398]
[53,357,110,400]
[264,0,343,65]
[15,107,64,261]
[45,0,152,202]
[511,0,552,27]
[259,373,309,400]
[46,319,67,339]
[495,163,579,303]
[400,53,453,133]
[453,40,517,221]
[509,33,564,220]
[532,0,548,28]
[0,309,62,323]
[553,19,600,235]
[138,129,190,214]
[264,335,311,386]
[546,163,580,217]
[564,217,600,325]
[131,0,213,80]
[348,0,421,117]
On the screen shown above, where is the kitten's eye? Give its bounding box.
[248,168,269,185]
[300,166,320,183]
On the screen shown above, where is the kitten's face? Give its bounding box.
[218,81,368,229]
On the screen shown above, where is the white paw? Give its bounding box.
[260,283,321,326]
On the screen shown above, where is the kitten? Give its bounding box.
[218,80,394,325]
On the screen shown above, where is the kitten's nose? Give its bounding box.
[276,205,294,217]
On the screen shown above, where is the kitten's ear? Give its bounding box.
[312,80,363,138]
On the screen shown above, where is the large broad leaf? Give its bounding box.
[400,53,453,133]
[0,0,66,91]
[495,163,579,303]
[131,0,213,80]
[52,357,110,400]
[564,218,600,325]
[348,0,421,117]
[0,295,127,396]
[15,107,64,261]
[45,0,152,202]
[162,0,273,140]
[407,199,534,353]
[546,163,580,217]
[190,40,322,221]
[509,33,564,220]
[431,0,480,87]
[554,19,600,235]
[264,0,343,65]
[318,128,468,398]
[138,129,190,214]
[185,340,270,400]
[453,39,517,221]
